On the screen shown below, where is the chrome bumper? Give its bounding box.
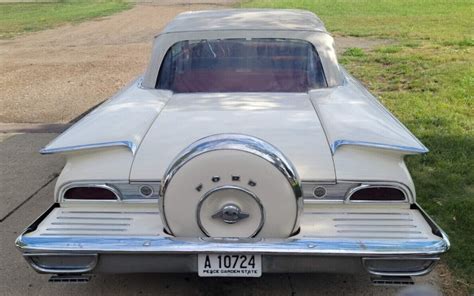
[16,204,449,277]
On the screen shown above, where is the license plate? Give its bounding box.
[198,254,262,277]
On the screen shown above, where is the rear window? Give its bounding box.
[156,38,327,93]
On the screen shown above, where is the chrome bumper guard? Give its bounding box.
[16,204,449,277]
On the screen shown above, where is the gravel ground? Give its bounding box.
[0,4,220,123]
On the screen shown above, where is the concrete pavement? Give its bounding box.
[0,133,64,221]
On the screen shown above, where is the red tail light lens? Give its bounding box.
[349,187,406,201]
[64,187,118,200]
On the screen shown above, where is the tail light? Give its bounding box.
[348,186,406,201]
[63,186,119,201]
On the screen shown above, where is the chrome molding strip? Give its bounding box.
[40,141,137,155]
[46,228,127,232]
[160,133,303,236]
[414,203,451,251]
[303,181,413,204]
[51,222,131,226]
[335,224,416,228]
[332,218,413,221]
[308,212,410,215]
[60,211,159,214]
[302,182,355,201]
[303,235,428,240]
[114,183,160,201]
[56,217,132,221]
[58,181,160,203]
[331,140,429,155]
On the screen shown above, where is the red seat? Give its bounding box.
[173,70,309,93]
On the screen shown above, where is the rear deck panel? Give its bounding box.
[24,206,442,243]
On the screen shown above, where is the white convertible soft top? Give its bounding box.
[161,9,327,34]
[142,12,342,88]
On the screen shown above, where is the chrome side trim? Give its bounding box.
[303,181,412,204]
[196,185,265,238]
[115,183,160,201]
[40,141,137,155]
[362,257,439,277]
[345,183,409,204]
[331,140,428,155]
[414,203,451,251]
[58,181,161,203]
[160,133,303,236]
[302,182,356,202]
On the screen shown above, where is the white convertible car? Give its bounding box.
[17,9,449,283]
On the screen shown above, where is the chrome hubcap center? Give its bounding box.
[212,203,249,224]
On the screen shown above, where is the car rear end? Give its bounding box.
[17,197,448,282]
[16,9,449,284]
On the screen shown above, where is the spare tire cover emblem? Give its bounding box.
[212,203,250,224]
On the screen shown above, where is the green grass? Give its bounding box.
[243,0,473,289]
[0,1,131,39]
[343,47,366,57]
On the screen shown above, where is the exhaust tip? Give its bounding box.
[371,276,414,286]
[49,275,91,283]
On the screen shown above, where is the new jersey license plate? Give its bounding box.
[198,254,262,277]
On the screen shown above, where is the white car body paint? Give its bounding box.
[45,77,422,196]
[34,7,424,220]
[130,92,335,181]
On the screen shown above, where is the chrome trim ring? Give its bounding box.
[196,185,265,238]
[312,186,327,198]
[345,183,410,204]
[139,185,154,198]
[160,133,303,236]
[59,182,122,202]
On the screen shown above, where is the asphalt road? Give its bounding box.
[0,2,445,295]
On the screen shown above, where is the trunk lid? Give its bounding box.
[130,92,335,181]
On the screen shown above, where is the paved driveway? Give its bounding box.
[0,2,446,295]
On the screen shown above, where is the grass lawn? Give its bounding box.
[0,1,131,39]
[242,0,474,290]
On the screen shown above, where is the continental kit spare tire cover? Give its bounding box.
[159,134,303,238]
